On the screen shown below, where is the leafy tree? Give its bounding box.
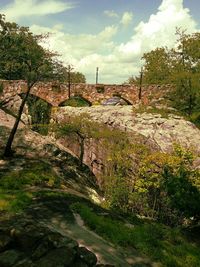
[0,14,64,156]
[141,31,200,116]
[170,31,200,115]
[134,145,200,225]
[101,129,200,225]
[142,47,172,84]
[59,68,86,83]
[102,133,148,212]
[71,72,86,83]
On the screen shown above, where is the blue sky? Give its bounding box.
[0,0,199,83]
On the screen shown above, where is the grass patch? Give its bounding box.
[0,160,61,190]
[0,189,32,213]
[133,105,179,119]
[71,202,200,267]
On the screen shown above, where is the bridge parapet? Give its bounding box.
[0,80,172,106]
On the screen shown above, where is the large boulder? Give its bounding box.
[52,106,200,154]
[0,218,102,267]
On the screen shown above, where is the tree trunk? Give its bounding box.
[3,85,32,157]
[79,137,84,167]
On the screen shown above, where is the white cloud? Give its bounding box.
[104,10,118,18]
[0,0,75,21]
[9,0,199,84]
[116,0,198,69]
[120,12,133,27]
[30,24,118,58]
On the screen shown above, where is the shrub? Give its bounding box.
[101,135,200,226]
[133,145,200,225]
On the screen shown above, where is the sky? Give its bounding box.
[0,0,199,84]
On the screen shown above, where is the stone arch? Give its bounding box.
[28,91,56,106]
[112,93,132,105]
[118,96,132,105]
[103,95,132,105]
[59,95,92,107]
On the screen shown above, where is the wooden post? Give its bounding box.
[96,67,99,84]
[67,65,73,99]
[139,67,143,100]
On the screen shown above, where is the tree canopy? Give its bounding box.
[0,14,63,85]
[0,14,65,156]
[130,30,200,116]
[142,47,172,84]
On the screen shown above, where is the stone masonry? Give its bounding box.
[0,80,171,106]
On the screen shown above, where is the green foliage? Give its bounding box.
[71,202,200,267]
[56,113,102,140]
[0,14,66,156]
[59,69,86,83]
[142,47,172,84]
[124,75,140,85]
[189,111,200,128]
[70,71,86,83]
[23,94,52,135]
[101,131,200,225]
[133,145,200,225]
[0,14,62,83]
[101,133,149,213]
[60,96,91,107]
[54,113,103,166]
[8,192,32,212]
[141,30,200,117]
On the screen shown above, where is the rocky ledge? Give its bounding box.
[0,217,111,267]
[52,106,200,154]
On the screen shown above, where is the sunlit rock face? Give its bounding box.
[52,106,200,177]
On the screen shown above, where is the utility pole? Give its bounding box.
[96,67,99,84]
[139,67,143,100]
[67,64,73,99]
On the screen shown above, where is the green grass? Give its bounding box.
[0,160,61,190]
[71,202,200,267]
[0,160,61,214]
[0,189,33,213]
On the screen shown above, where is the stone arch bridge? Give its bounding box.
[1,80,170,107]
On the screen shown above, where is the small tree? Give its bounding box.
[101,131,148,212]
[55,113,101,167]
[0,14,64,156]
